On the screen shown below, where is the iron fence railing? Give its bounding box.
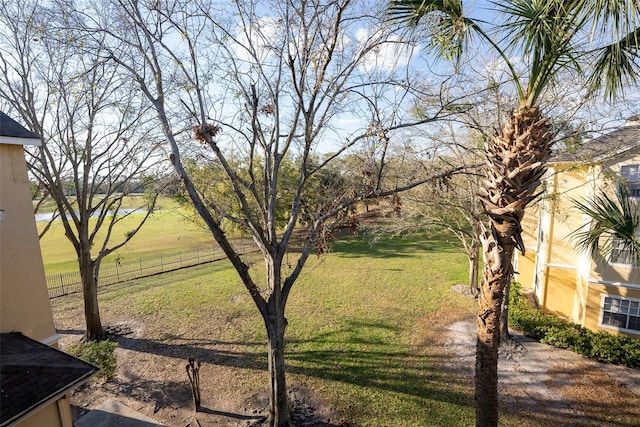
[47,243,255,299]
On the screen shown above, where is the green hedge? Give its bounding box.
[67,339,119,380]
[508,282,640,368]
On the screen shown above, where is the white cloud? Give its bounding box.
[234,16,281,65]
[356,28,415,74]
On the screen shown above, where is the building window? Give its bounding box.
[620,164,640,197]
[600,295,640,333]
[609,237,637,265]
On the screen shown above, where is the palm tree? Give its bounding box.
[389,1,639,425]
[571,184,640,266]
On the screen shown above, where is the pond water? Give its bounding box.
[35,208,143,222]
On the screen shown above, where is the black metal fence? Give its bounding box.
[47,243,254,299]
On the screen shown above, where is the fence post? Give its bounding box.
[160,254,163,272]
[116,261,120,282]
[59,273,65,296]
[139,258,143,275]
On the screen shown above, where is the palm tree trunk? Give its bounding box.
[475,106,552,426]
[475,224,515,426]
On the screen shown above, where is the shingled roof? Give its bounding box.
[550,117,640,165]
[0,111,41,145]
[0,333,98,427]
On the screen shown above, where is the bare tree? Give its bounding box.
[392,126,484,296]
[68,0,471,423]
[0,1,165,340]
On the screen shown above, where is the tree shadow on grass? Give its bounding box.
[195,406,266,421]
[114,335,268,371]
[71,378,191,416]
[106,317,474,421]
[56,328,84,336]
[285,320,472,406]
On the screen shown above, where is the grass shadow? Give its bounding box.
[105,318,472,416]
[113,335,268,372]
[196,406,266,421]
[285,318,473,416]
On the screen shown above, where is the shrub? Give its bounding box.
[540,325,592,357]
[67,339,119,380]
[588,331,640,368]
[508,282,640,368]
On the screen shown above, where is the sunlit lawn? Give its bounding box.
[52,226,539,426]
[44,205,545,426]
[38,197,215,275]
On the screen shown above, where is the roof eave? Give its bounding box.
[549,143,640,167]
[0,135,41,147]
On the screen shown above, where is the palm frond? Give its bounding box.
[387,0,525,96]
[387,0,468,62]
[492,0,589,106]
[586,27,640,100]
[587,0,639,34]
[388,0,463,27]
[570,185,640,265]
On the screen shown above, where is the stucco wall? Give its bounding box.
[518,201,541,293]
[542,267,577,316]
[521,156,640,333]
[514,250,536,290]
[551,151,640,334]
[14,398,67,427]
[0,143,56,342]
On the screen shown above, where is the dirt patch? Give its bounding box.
[443,319,640,426]
[61,318,338,427]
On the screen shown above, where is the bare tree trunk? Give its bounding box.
[80,254,104,341]
[265,312,291,427]
[260,253,292,427]
[475,223,515,427]
[469,244,480,297]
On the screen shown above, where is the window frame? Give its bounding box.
[609,235,638,266]
[606,163,640,266]
[598,294,640,334]
[619,163,640,198]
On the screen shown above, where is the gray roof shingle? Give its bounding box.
[0,111,41,140]
[0,333,98,426]
[550,121,640,165]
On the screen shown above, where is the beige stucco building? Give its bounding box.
[516,117,640,337]
[1,111,97,427]
[0,117,58,347]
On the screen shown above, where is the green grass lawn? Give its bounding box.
[38,198,216,275]
[51,226,557,426]
[283,235,475,425]
[53,229,489,426]
[48,214,638,426]
[40,204,534,425]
